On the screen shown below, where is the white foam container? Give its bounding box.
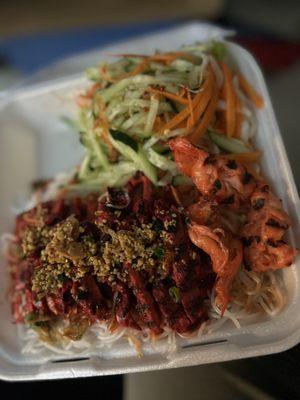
[0,22,299,381]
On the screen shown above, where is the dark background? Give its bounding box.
[0,0,300,398]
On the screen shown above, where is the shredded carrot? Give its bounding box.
[159,67,214,134]
[234,91,243,138]
[220,61,236,137]
[150,51,191,63]
[178,87,186,97]
[100,59,149,83]
[158,99,192,133]
[214,116,226,134]
[116,59,149,81]
[77,83,103,108]
[100,66,116,83]
[174,120,188,129]
[95,98,117,159]
[222,151,262,163]
[214,102,227,134]
[237,73,264,109]
[153,116,165,131]
[147,87,188,105]
[189,86,219,143]
[186,90,195,129]
[96,98,109,133]
[76,95,92,108]
[188,69,214,131]
[219,84,226,101]
[170,186,182,205]
[86,82,103,97]
[235,115,243,139]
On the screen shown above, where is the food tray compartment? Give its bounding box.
[0,22,299,381]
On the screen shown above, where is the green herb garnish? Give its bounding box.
[169,286,180,303]
[152,246,165,259]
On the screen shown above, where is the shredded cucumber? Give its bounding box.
[110,130,138,151]
[106,99,171,122]
[68,162,137,193]
[109,131,157,183]
[100,75,156,103]
[209,41,227,61]
[152,142,169,154]
[78,154,91,180]
[121,112,144,130]
[158,171,173,186]
[147,148,177,173]
[87,128,110,169]
[144,96,159,135]
[209,130,251,153]
[170,59,195,72]
[85,67,102,81]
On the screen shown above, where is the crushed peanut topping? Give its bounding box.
[30,216,93,296]
[20,208,181,297]
[94,223,166,282]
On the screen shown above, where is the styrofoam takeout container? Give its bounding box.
[0,22,299,381]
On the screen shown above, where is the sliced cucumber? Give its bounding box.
[209,130,250,154]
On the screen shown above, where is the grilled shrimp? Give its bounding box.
[187,196,218,226]
[169,137,219,196]
[244,184,291,241]
[215,158,257,206]
[188,223,243,313]
[242,184,297,271]
[244,239,296,272]
[169,137,256,208]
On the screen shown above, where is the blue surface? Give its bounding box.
[0,21,180,74]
